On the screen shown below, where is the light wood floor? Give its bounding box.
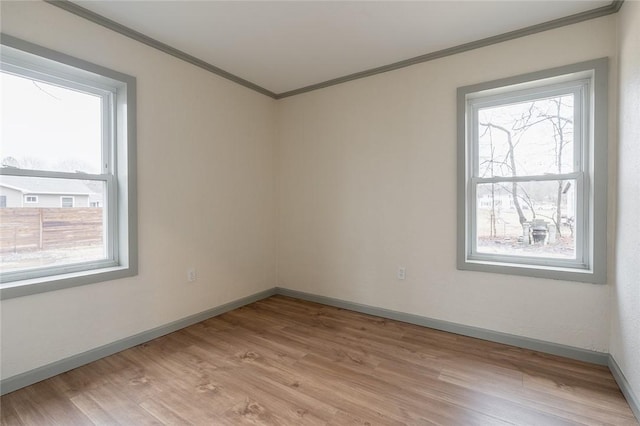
[1,295,637,425]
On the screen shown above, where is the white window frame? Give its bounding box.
[0,35,137,299]
[24,195,38,203]
[60,196,75,208]
[457,58,608,284]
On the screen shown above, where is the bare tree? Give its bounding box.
[479,122,528,227]
[480,97,573,240]
[479,127,498,237]
[535,98,573,236]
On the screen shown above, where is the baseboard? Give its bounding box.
[609,355,640,422]
[0,286,618,398]
[275,287,609,366]
[0,287,277,396]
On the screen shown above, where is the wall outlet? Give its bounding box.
[187,268,197,283]
[397,267,406,280]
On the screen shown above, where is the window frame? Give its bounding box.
[60,196,75,208]
[24,195,38,204]
[457,58,608,284]
[0,34,137,299]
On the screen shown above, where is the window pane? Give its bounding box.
[61,197,74,208]
[476,180,576,259]
[0,175,106,273]
[477,94,574,178]
[0,72,103,174]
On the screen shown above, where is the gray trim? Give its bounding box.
[0,34,138,300]
[456,58,609,285]
[275,287,609,366]
[125,64,139,283]
[612,0,626,12]
[1,33,135,89]
[1,267,135,300]
[609,355,640,422]
[457,82,469,274]
[0,286,619,397]
[43,0,277,99]
[590,57,609,285]
[0,288,277,395]
[276,2,622,99]
[41,0,622,100]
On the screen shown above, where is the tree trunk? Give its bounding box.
[506,133,527,226]
[554,101,565,236]
[556,181,563,237]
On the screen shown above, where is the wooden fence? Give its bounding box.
[0,208,103,254]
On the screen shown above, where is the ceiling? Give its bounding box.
[69,1,615,97]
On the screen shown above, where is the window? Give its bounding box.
[457,59,608,283]
[0,35,137,299]
[60,196,74,208]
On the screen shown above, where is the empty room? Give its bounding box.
[0,0,638,424]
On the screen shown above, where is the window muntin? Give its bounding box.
[458,59,608,283]
[0,35,137,298]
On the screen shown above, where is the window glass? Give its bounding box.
[475,180,577,259]
[0,176,107,274]
[1,72,103,174]
[477,94,575,178]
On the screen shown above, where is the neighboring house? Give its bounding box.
[0,175,101,208]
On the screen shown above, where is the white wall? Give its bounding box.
[277,16,617,352]
[612,0,640,403]
[0,187,23,207]
[0,2,277,380]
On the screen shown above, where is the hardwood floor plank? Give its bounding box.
[439,368,636,425]
[296,352,514,425]
[6,396,50,425]
[0,394,23,426]
[70,393,119,425]
[139,398,195,425]
[1,295,637,425]
[81,378,164,425]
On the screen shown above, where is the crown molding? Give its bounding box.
[44,0,623,100]
[277,0,623,98]
[44,0,278,99]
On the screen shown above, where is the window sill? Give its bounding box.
[0,264,137,300]
[458,258,605,284]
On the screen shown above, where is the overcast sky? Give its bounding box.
[1,71,102,174]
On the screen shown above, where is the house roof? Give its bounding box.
[0,175,96,196]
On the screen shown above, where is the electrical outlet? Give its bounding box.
[397,267,406,280]
[187,268,197,282]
